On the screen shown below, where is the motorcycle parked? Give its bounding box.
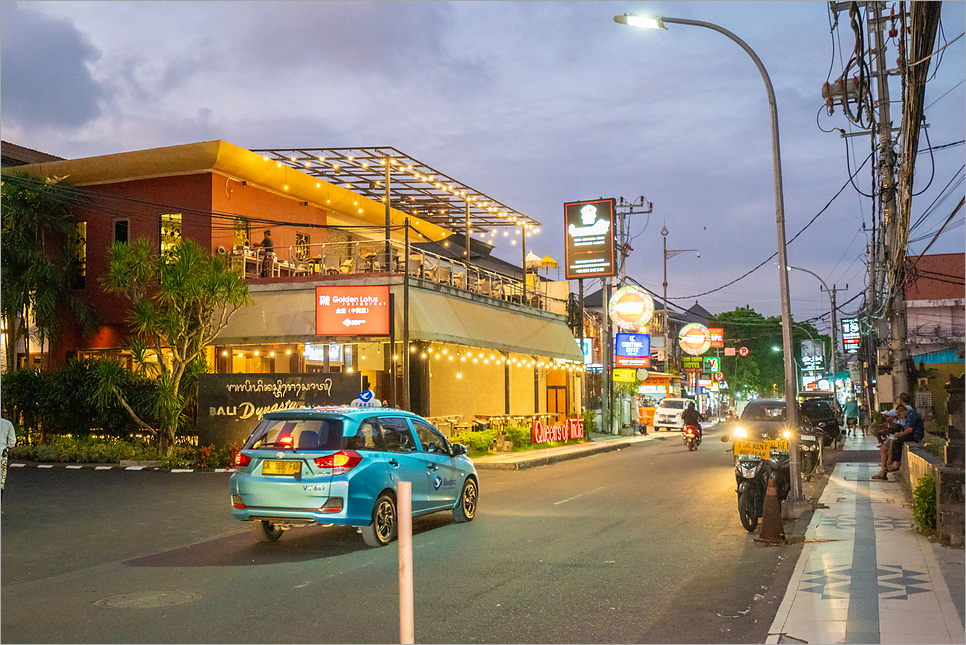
[733,449,790,532]
[799,425,823,481]
[683,425,702,451]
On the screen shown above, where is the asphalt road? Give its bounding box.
[1,426,805,643]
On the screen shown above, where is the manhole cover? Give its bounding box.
[94,591,201,609]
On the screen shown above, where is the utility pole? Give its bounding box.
[821,283,848,402]
[868,1,908,400]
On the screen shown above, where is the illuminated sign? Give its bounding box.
[615,333,650,368]
[681,356,703,371]
[564,198,616,279]
[841,317,860,354]
[703,356,720,373]
[708,327,724,348]
[532,416,584,444]
[679,323,711,356]
[608,286,655,331]
[801,339,825,371]
[315,286,391,336]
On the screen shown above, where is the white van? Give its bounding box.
[653,398,693,431]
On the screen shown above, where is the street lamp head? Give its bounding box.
[614,14,666,30]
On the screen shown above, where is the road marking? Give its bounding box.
[125,466,145,470]
[553,486,605,505]
[66,465,82,469]
[94,466,112,470]
[38,465,53,469]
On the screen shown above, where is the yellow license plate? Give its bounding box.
[734,440,772,459]
[767,439,790,452]
[262,460,300,476]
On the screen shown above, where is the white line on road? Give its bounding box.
[553,486,605,505]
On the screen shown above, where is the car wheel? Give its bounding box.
[738,489,759,533]
[250,520,283,542]
[361,493,397,547]
[453,478,478,523]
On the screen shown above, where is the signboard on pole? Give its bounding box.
[615,333,650,368]
[841,317,860,354]
[564,198,616,279]
[608,286,655,331]
[708,327,724,348]
[678,323,712,356]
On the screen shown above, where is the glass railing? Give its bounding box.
[229,239,547,310]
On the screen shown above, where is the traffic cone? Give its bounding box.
[755,474,786,545]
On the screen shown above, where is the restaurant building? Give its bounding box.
[4,140,585,443]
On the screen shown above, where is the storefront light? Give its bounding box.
[421,353,427,359]
[286,349,292,355]
[221,350,228,356]
[456,373,463,379]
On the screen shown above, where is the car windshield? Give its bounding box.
[660,400,686,410]
[742,403,786,421]
[244,418,345,451]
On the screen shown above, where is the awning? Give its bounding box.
[406,288,583,361]
[216,278,584,362]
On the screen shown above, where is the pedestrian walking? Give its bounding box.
[843,397,860,436]
[1,417,16,500]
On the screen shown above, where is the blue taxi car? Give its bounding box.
[229,406,478,547]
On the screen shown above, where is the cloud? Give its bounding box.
[0,2,113,130]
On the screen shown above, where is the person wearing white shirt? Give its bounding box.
[2,417,16,500]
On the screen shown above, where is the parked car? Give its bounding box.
[652,398,694,431]
[229,406,478,547]
[797,391,842,447]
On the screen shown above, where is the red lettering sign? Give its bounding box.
[531,417,585,444]
[315,286,391,336]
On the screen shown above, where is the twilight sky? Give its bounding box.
[2,1,964,332]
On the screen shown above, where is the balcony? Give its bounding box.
[229,239,548,310]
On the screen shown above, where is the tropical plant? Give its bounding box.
[0,174,100,371]
[911,473,936,534]
[94,238,251,455]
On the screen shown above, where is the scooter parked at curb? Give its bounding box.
[729,446,790,532]
[799,425,823,481]
[683,425,702,451]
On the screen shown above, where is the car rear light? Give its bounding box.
[232,494,245,509]
[321,497,344,513]
[234,452,252,467]
[314,450,363,475]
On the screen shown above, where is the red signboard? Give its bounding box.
[532,417,584,444]
[739,346,750,357]
[315,286,391,336]
[708,327,724,348]
[616,355,650,368]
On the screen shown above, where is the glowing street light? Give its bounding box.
[615,12,802,504]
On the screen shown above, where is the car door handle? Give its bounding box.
[427,464,438,471]
[388,459,400,468]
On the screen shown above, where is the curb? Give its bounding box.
[8,462,236,474]
[474,440,640,470]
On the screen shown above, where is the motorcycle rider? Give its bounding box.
[682,401,703,441]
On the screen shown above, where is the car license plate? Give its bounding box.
[800,434,815,441]
[262,460,300,476]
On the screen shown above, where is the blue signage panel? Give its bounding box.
[615,333,650,368]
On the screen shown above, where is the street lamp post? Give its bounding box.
[662,226,699,374]
[616,13,802,504]
[780,264,840,405]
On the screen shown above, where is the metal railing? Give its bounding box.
[229,239,548,310]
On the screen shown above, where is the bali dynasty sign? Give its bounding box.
[532,416,585,445]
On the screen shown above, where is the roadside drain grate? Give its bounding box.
[94,591,201,609]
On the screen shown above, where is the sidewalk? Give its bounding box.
[472,429,664,470]
[767,433,965,644]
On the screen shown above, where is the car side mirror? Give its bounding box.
[451,443,467,457]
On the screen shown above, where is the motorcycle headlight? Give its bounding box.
[734,427,747,438]
[783,430,792,439]
[739,464,757,478]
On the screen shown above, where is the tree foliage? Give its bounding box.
[0,174,99,371]
[709,306,825,399]
[95,238,251,455]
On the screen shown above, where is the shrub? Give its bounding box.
[503,425,532,449]
[920,434,946,460]
[582,408,597,435]
[451,428,497,454]
[912,473,937,534]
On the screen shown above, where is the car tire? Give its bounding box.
[453,478,478,523]
[250,520,283,542]
[361,493,397,547]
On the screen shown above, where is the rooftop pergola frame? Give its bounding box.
[252,147,541,235]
